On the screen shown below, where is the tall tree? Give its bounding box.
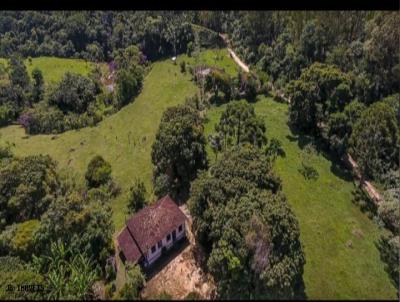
[188,146,304,299]
[215,100,267,150]
[31,68,44,103]
[349,101,399,180]
[151,105,208,201]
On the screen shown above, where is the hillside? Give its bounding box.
[204,98,397,300]
[0,57,197,231]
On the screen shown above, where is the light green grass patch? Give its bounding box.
[203,97,396,300]
[177,48,240,77]
[0,58,197,232]
[0,57,100,85]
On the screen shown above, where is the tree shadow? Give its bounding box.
[285,124,355,183]
[330,161,353,182]
[143,238,190,281]
[293,277,308,300]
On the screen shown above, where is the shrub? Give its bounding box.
[180,61,186,73]
[127,179,146,214]
[85,155,112,188]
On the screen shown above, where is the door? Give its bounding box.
[172,230,176,242]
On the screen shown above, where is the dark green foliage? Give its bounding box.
[287,63,353,134]
[31,241,98,300]
[8,54,30,89]
[298,144,319,180]
[113,45,145,108]
[215,100,267,150]
[349,101,399,180]
[204,69,233,102]
[156,291,173,300]
[0,104,13,126]
[180,60,186,73]
[115,67,143,108]
[0,219,40,260]
[151,105,208,200]
[185,291,201,300]
[127,179,146,214]
[31,67,44,103]
[85,155,112,188]
[34,189,114,270]
[114,264,145,300]
[265,138,285,161]
[377,233,399,297]
[49,72,97,114]
[0,12,204,61]
[0,155,58,229]
[0,256,45,300]
[188,146,304,299]
[325,100,366,155]
[299,20,329,63]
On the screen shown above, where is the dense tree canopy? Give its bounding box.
[0,155,59,229]
[188,146,304,299]
[349,101,399,181]
[85,155,112,188]
[287,63,352,134]
[49,72,98,114]
[151,105,208,200]
[215,100,267,150]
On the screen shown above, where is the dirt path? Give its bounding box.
[219,32,382,205]
[342,153,382,204]
[219,33,249,73]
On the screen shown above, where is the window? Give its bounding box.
[178,224,183,232]
[151,245,156,253]
[158,241,162,249]
[167,234,171,241]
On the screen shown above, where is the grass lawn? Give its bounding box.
[203,97,397,300]
[0,56,99,85]
[177,48,240,77]
[0,57,197,233]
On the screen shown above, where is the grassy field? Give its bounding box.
[177,48,240,77]
[0,58,197,232]
[204,97,396,300]
[0,56,98,85]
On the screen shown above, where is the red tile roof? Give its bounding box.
[117,195,186,263]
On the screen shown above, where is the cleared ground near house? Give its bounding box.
[0,57,197,232]
[0,56,100,85]
[204,97,396,300]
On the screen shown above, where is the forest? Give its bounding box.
[0,10,398,300]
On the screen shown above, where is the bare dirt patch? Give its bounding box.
[141,243,216,299]
[142,205,216,299]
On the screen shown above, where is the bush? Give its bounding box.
[157,290,172,300]
[49,72,97,114]
[185,291,201,300]
[85,155,112,188]
[180,61,186,73]
[0,105,12,126]
[127,179,146,214]
[104,282,116,299]
[0,220,40,260]
[19,104,65,134]
[298,163,319,180]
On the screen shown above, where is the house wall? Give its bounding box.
[145,222,186,266]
